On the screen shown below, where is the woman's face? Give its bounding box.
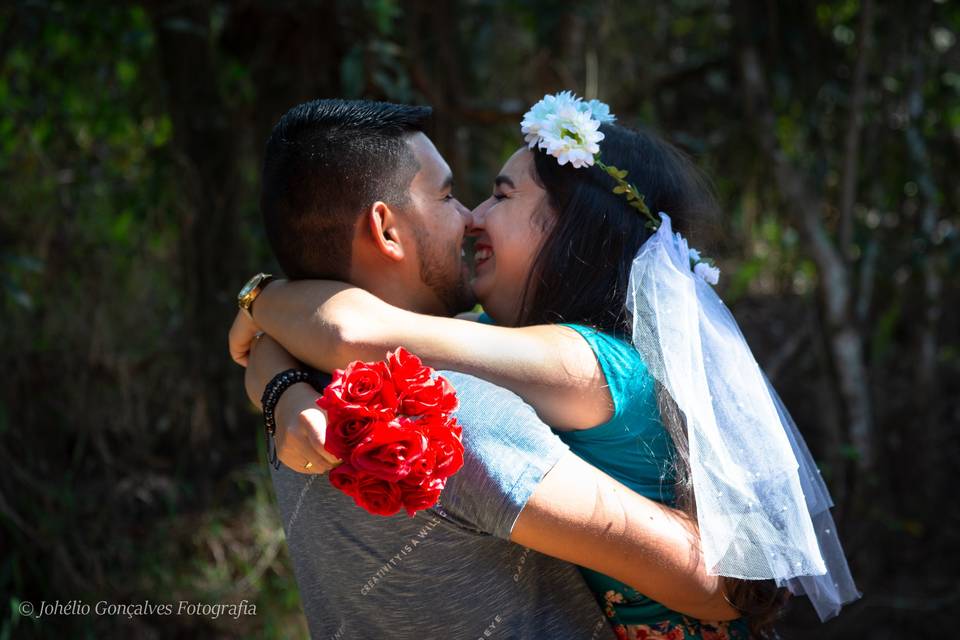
[469,148,554,325]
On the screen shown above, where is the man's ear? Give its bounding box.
[366,201,404,262]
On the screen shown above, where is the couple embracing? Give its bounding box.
[228,94,858,639]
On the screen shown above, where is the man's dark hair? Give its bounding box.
[261,99,432,279]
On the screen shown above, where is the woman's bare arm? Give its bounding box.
[247,279,612,430]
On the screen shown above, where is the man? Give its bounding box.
[231,99,734,638]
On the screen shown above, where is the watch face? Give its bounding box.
[239,273,266,302]
[239,277,260,299]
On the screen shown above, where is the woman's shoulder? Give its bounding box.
[561,324,646,372]
[560,323,655,418]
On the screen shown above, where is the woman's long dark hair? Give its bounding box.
[519,124,789,635]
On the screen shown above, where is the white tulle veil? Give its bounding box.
[626,213,860,620]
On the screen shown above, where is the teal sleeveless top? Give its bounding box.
[476,315,751,636]
[558,323,683,626]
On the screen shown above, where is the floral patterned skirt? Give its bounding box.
[611,617,751,640]
[602,588,753,640]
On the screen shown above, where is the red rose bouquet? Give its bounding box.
[317,348,464,517]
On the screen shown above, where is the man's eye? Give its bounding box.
[493,193,506,201]
[443,194,455,202]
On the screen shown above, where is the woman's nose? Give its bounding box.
[468,201,489,229]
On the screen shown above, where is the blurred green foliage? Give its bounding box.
[1,0,958,637]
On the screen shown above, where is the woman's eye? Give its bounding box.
[443,194,455,202]
[492,193,506,201]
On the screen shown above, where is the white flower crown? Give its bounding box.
[520,91,720,285]
[520,90,614,168]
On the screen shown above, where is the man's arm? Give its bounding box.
[512,452,736,621]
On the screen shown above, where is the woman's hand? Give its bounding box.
[244,334,340,474]
[229,308,262,367]
[274,383,339,475]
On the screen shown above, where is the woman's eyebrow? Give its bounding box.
[439,172,453,191]
[494,175,515,189]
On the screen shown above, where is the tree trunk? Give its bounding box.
[838,0,874,256]
[903,15,944,509]
[733,0,875,472]
[148,1,244,449]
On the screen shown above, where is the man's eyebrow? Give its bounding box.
[494,175,515,189]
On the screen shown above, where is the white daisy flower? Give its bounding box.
[536,104,604,168]
[521,91,583,148]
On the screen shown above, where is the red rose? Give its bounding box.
[399,476,445,517]
[339,361,387,403]
[318,360,397,420]
[387,347,432,391]
[420,414,464,478]
[399,446,437,485]
[320,349,462,517]
[350,421,427,482]
[325,416,375,460]
[329,462,361,498]
[399,374,458,416]
[355,474,403,516]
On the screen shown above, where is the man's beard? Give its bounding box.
[414,225,475,316]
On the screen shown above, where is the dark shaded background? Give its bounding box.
[2,1,958,638]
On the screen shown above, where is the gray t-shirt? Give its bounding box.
[270,371,614,639]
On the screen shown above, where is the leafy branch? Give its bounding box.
[595,158,659,230]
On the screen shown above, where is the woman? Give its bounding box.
[232,94,856,638]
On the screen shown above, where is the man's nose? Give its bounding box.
[456,200,474,225]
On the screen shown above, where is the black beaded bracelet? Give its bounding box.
[261,368,322,469]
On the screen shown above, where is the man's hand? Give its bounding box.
[229,308,262,367]
[245,334,340,474]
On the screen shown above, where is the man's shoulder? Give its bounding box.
[437,369,559,456]
[438,371,534,418]
[439,370,504,394]
[432,370,568,540]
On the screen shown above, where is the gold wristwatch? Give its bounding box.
[237,272,275,318]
